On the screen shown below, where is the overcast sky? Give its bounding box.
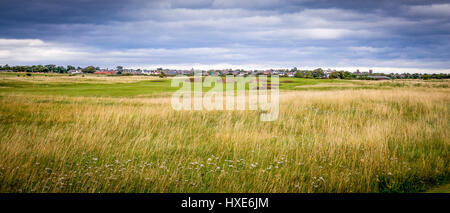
[1,0,450,73]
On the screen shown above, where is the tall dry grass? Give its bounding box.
[0,88,448,192]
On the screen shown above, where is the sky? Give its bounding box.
[0,0,450,73]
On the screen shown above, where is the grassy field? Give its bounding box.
[0,73,449,192]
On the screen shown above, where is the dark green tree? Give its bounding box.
[82,66,96,73]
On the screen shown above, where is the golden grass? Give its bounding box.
[0,74,162,84]
[0,86,449,192]
[295,83,360,88]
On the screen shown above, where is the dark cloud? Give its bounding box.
[2,0,448,25]
[0,0,449,71]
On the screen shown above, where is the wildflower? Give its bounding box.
[93,158,98,161]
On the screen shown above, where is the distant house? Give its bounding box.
[122,69,141,75]
[141,70,152,75]
[68,69,82,74]
[182,70,193,75]
[162,70,177,76]
[94,70,116,75]
[368,75,389,80]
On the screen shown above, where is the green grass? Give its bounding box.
[0,74,383,97]
[0,78,177,97]
[426,183,450,193]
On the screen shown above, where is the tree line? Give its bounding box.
[291,68,450,80]
[0,64,105,73]
[1,64,449,79]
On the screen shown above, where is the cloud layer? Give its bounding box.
[1,0,449,73]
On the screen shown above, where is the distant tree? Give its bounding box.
[56,66,67,73]
[0,64,10,70]
[295,71,304,78]
[67,65,76,71]
[312,68,324,78]
[115,66,123,74]
[39,66,49,72]
[82,66,96,73]
[329,71,339,79]
[45,64,56,72]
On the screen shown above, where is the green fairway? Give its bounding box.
[0,73,422,98]
[0,79,177,97]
